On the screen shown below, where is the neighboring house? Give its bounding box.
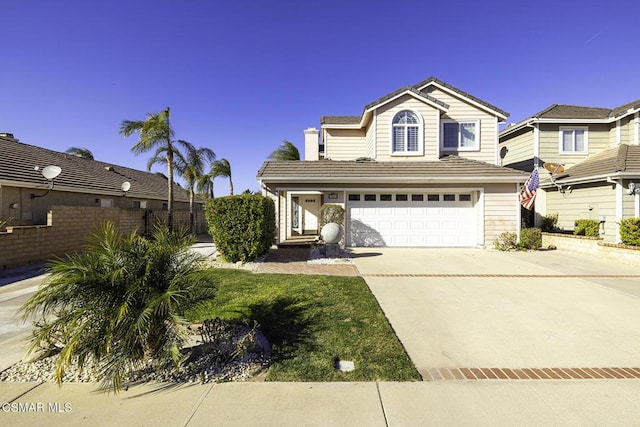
[257,77,528,247]
[0,133,196,228]
[499,102,640,242]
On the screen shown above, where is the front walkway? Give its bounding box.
[253,246,358,276]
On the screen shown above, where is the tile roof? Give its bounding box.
[257,157,528,182]
[551,144,640,184]
[533,104,612,119]
[320,116,361,125]
[0,135,190,202]
[610,99,640,118]
[321,77,509,129]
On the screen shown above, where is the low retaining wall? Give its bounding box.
[542,233,640,264]
[0,206,146,270]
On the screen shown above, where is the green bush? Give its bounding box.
[519,228,542,250]
[205,195,275,262]
[21,222,217,392]
[319,204,345,229]
[619,217,640,246]
[540,213,558,232]
[574,219,600,237]
[493,232,518,251]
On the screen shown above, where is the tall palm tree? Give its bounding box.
[196,173,215,198]
[120,107,183,229]
[210,158,233,196]
[179,145,216,233]
[268,140,300,161]
[66,147,94,160]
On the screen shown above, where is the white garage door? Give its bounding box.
[347,192,477,247]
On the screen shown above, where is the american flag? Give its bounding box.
[520,169,539,210]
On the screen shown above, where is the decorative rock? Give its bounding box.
[321,223,343,244]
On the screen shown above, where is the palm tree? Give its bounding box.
[120,107,183,230]
[196,173,215,198]
[268,140,300,161]
[66,147,94,160]
[178,145,216,233]
[21,222,217,392]
[210,158,233,196]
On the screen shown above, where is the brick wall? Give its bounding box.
[0,206,146,270]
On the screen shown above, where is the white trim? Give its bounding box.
[558,126,588,155]
[494,118,499,165]
[533,124,540,167]
[373,109,378,158]
[635,112,639,145]
[515,183,521,242]
[262,175,528,184]
[478,188,485,246]
[417,81,508,121]
[616,119,621,145]
[441,119,481,152]
[364,90,448,116]
[389,110,424,156]
[616,180,623,243]
[435,113,441,160]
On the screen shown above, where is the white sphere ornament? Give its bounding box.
[321,222,343,244]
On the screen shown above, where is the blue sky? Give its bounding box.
[2,1,640,195]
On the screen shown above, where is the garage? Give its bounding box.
[347,191,477,247]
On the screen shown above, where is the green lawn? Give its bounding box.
[187,269,421,382]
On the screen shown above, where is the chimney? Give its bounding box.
[304,127,320,161]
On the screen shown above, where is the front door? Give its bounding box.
[300,197,320,234]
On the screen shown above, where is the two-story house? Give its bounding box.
[257,77,528,248]
[499,102,640,242]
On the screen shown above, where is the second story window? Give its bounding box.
[442,120,479,151]
[559,127,587,154]
[391,110,423,155]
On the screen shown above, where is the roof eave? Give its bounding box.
[258,175,527,184]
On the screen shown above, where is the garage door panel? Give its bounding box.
[348,192,478,247]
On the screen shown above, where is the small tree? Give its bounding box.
[619,217,640,246]
[21,223,217,392]
[319,204,345,229]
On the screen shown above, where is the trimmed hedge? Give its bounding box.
[574,219,600,237]
[205,195,275,262]
[619,217,640,246]
[520,227,542,250]
[319,204,345,229]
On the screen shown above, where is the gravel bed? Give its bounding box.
[0,325,271,385]
[307,246,353,264]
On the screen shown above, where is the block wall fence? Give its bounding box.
[0,206,146,270]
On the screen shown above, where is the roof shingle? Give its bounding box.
[0,135,190,202]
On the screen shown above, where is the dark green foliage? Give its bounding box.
[21,222,217,392]
[205,195,275,262]
[519,228,542,250]
[319,204,345,229]
[540,212,558,232]
[574,219,600,237]
[619,217,640,246]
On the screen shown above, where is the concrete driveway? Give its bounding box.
[351,248,640,379]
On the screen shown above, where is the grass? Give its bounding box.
[187,269,421,382]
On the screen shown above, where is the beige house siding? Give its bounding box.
[543,184,617,242]
[484,183,519,245]
[500,127,534,169]
[374,95,440,161]
[365,116,376,159]
[622,186,637,218]
[427,88,499,164]
[324,128,366,160]
[621,116,634,145]
[538,123,610,168]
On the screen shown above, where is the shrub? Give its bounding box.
[540,213,558,232]
[21,222,217,392]
[205,195,275,262]
[574,219,600,237]
[619,217,640,246]
[493,232,518,251]
[319,204,345,229]
[519,228,542,250]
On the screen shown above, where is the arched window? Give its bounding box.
[392,110,422,154]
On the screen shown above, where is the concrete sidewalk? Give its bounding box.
[2,380,640,426]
